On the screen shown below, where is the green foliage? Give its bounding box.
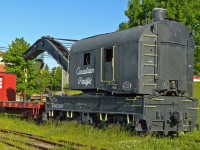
[0,38,64,95]
[36,64,51,93]
[50,66,62,91]
[63,83,82,96]
[120,0,200,75]
[63,83,69,90]
[0,38,38,95]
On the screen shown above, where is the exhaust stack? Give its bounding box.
[152,8,166,22]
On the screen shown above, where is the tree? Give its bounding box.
[50,66,62,91]
[1,38,38,95]
[119,0,200,75]
[36,64,51,93]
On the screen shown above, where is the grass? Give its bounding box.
[0,83,199,149]
[194,82,200,124]
[0,129,39,150]
[65,89,82,96]
[0,116,200,150]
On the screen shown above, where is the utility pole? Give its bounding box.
[24,68,27,106]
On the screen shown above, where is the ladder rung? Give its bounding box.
[143,54,158,57]
[144,74,157,76]
[145,105,157,108]
[188,107,199,110]
[144,63,157,66]
[144,44,157,47]
[144,34,157,37]
[182,100,193,102]
[131,105,142,107]
[151,98,164,101]
[143,83,157,86]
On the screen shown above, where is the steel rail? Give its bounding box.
[0,139,26,150]
[0,128,107,150]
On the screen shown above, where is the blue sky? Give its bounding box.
[0,0,129,68]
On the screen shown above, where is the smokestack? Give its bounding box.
[152,8,166,22]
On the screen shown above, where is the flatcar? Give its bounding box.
[23,8,198,135]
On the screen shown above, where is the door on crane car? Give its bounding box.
[100,46,115,83]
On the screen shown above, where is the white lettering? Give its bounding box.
[76,67,94,75]
[78,77,92,86]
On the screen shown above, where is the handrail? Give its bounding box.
[100,46,116,83]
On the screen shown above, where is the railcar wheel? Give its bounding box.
[99,121,108,128]
[23,110,34,120]
[167,131,178,137]
[152,131,164,137]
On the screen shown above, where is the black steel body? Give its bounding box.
[46,95,198,133]
[24,8,198,134]
[69,19,194,96]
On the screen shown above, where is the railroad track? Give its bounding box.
[0,128,107,150]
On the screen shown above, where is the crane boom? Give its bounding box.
[23,36,72,71]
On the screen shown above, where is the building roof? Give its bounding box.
[194,75,200,82]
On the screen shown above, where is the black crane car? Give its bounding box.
[24,8,198,135]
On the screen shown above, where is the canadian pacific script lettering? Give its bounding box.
[78,77,92,86]
[76,67,94,86]
[76,67,94,75]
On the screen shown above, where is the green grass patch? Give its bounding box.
[65,90,82,96]
[0,115,199,150]
[194,82,200,124]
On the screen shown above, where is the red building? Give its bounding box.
[0,51,16,101]
[0,73,16,101]
[194,75,200,82]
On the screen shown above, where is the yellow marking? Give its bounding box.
[100,48,103,82]
[182,100,193,102]
[100,46,116,83]
[126,98,136,101]
[144,44,157,47]
[67,111,73,118]
[144,34,157,37]
[100,113,108,121]
[127,114,135,123]
[145,105,156,108]
[49,110,54,117]
[144,63,157,66]
[151,98,164,101]
[112,45,116,82]
[143,83,157,86]
[131,105,142,107]
[143,54,158,57]
[144,74,158,76]
[188,107,199,110]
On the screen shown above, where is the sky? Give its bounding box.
[0,0,129,69]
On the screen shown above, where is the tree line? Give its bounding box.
[0,37,62,96]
